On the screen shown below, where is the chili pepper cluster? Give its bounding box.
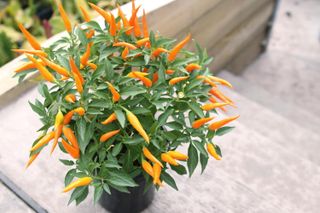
[14,0,239,203]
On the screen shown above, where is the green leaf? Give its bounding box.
[76,118,94,153]
[192,141,208,157]
[103,183,111,194]
[188,102,204,118]
[170,164,187,175]
[112,143,123,156]
[105,160,122,169]
[216,126,235,136]
[93,185,103,203]
[158,108,174,127]
[121,86,147,97]
[187,143,198,177]
[200,153,209,174]
[59,159,74,166]
[115,109,126,128]
[68,186,88,205]
[28,101,46,117]
[107,171,138,187]
[161,172,178,190]
[64,169,76,186]
[75,187,89,205]
[165,121,183,130]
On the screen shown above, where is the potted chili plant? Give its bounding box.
[13,1,239,212]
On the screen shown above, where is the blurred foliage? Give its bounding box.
[0,0,131,67]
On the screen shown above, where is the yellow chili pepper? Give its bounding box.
[127,71,148,78]
[63,177,93,192]
[121,47,129,59]
[65,94,76,103]
[142,147,163,167]
[136,37,149,47]
[161,153,179,166]
[208,76,233,88]
[185,63,201,72]
[201,103,229,111]
[26,54,56,83]
[80,42,92,66]
[61,138,80,159]
[197,75,217,87]
[192,117,214,129]
[57,3,72,33]
[38,55,69,77]
[208,115,240,131]
[62,127,79,149]
[25,153,40,169]
[169,76,189,85]
[168,34,191,62]
[167,151,188,161]
[87,62,97,70]
[101,113,117,125]
[51,109,64,154]
[207,143,221,160]
[153,163,162,185]
[142,160,154,177]
[106,82,120,102]
[12,49,47,57]
[100,129,121,143]
[30,131,55,151]
[17,23,41,50]
[126,110,149,143]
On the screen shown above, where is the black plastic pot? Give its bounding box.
[99,175,155,213]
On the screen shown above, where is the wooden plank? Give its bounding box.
[226,31,266,74]
[208,1,274,72]
[176,0,272,49]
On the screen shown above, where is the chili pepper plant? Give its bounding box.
[14,1,239,205]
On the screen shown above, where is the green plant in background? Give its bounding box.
[0,0,131,67]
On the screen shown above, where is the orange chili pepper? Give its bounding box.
[80,42,92,66]
[74,107,85,116]
[192,117,214,129]
[208,76,233,88]
[69,58,84,84]
[185,63,201,72]
[65,94,76,103]
[88,62,97,70]
[129,5,141,26]
[209,88,236,107]
[113,42,137,50]
[79,5,91,22]
[63,110,74,125]
[86,29,95,39]
[38,56,69,77]
[152,72,159,83]
[61,138,80,159]
[12,49,47,57]
[63,177,92,192]
[208,115,240,131]
[168,34,191,62]
[100,129,121,142]
[62,127,79,149]
[101,113,117,125]
[142,147,163,167]
[109,13,117,37]
[134,17,141,37]
[25,153,40,169]
[161,153,179,166]
[165,69,175,75]
[152,48,168,57]
[17,23,41,50]
[134,73,152,88]
[167,151,188,161]
[153,163,162,185]
[201,103,228,111]
[197,75,217,87]
[142,160,154,177]
[127,71,148,78]
[14,61,43,73]
[207,143,221,160]
[57,3,72,32]
[142,9,149,38]
[136,37,149,47]
[106,82,120,102]
[26,55,56,83]
[88,3,111,24]
[51,109,64,154]
[208,96,227,112]
[121,47,129,59]
[74,73,83,93]
[117,5,131,35]
[169,76,189,85]
[126,110,150,143]
[30,131,55,151]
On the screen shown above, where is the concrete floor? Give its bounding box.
[1,0,320,212]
